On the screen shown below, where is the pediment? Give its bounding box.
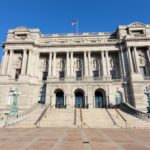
[14,26,30,32]
[128,22,146,28]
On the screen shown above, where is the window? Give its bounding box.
[140,67,146,76]
[42,72,48,80]
[76,71,82,80]
[111,70,116,80]
[93,71,99,79]
[59,71,65,79]
[15,69,21,80]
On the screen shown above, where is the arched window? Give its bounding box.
[115,92,122,105]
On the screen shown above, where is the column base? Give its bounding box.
[130,73,143,81]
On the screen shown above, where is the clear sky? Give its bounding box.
[0,0,150,62]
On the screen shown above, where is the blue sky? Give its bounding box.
[0,0,150,62]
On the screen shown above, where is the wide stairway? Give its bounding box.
[7,104,46,128]
[109,109,150,129]
[81,108,118,128]
[39,108,75,127]
[4,107,150,129]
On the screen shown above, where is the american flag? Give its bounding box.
[71,20,78,26]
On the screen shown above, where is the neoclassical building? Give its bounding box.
[0,22,150,112]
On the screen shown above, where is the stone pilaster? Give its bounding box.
[1,49,8,75]
[133,47,140,73]
[120,47,126,77]
[127,47,134,73]
[52,52,56,77]
[27,50,32,75]
[88,51,91,77]
[84,51,88,77]
[106,51,110,77]
[70,52,73,77]
[48,52,52,77]
[101,51,106,78]
[7,50,13,75]
[21,49,27,75]
[66,52,70,77]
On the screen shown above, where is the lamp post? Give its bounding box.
[144,85,150,113]
[10,88,21,114]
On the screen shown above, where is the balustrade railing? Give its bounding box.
[120,103,150,121]
[4,103,39,127]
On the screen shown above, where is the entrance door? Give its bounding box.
[56,91,64,108]
[75,91,85,108]
[95,91,104,108]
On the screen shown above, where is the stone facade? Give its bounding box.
[0,22,150,112]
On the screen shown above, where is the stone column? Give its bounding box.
[101,51,106,77]
[118,51,123,78]
[88,51,91,77]
[27,50,32,75]
[35,53,39,77]
[127,47,134,73]
[70,52,73,77]
[7,50,13,75]
[48,52,52,77]
[21,49,27,75]
[1,49,8,75]
[133,47,140,73]
[52,52,56,77]
[120,47,126,77]
[106,51,110,77]
[147,47,150,75]
[147,47,150,63]
[66,52,70,77]
[84,51,88,77]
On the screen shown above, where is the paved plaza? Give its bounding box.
[0,128,149,150]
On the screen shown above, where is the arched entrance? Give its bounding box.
[55,89,65,108]
[95,89,106,108]
[74,89,85,108]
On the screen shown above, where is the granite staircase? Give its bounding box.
[6,104,46,128]
[110,109,150,129]
[39,108,76,127]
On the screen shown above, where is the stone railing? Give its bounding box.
[120,103,150,121]
[3,103,39,127]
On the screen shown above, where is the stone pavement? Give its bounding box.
[0,128,149,150]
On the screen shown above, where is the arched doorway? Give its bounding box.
[74,89,85,108]
[55,89,65,108]
[95,89,106,108]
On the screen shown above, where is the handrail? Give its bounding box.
[120,103,150,121]
[73,108,76,125]
[4,103,39,127]
[105,109,117,125]
[34,103,51,127]
[115,108,127,128]
[79,107,83,128]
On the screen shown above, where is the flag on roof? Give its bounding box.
[71,20,78,26]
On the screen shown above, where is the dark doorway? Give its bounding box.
[75,90,85,108]
[95,90,106,108]
[55,90,64,108]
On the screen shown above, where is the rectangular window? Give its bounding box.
[15,69,21,80]
[42,72,48,80]
[140,67,146,76]
[111,70,116,80]
[59,71,65,79]
[76,71,82,80]
[93,71,99,79]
